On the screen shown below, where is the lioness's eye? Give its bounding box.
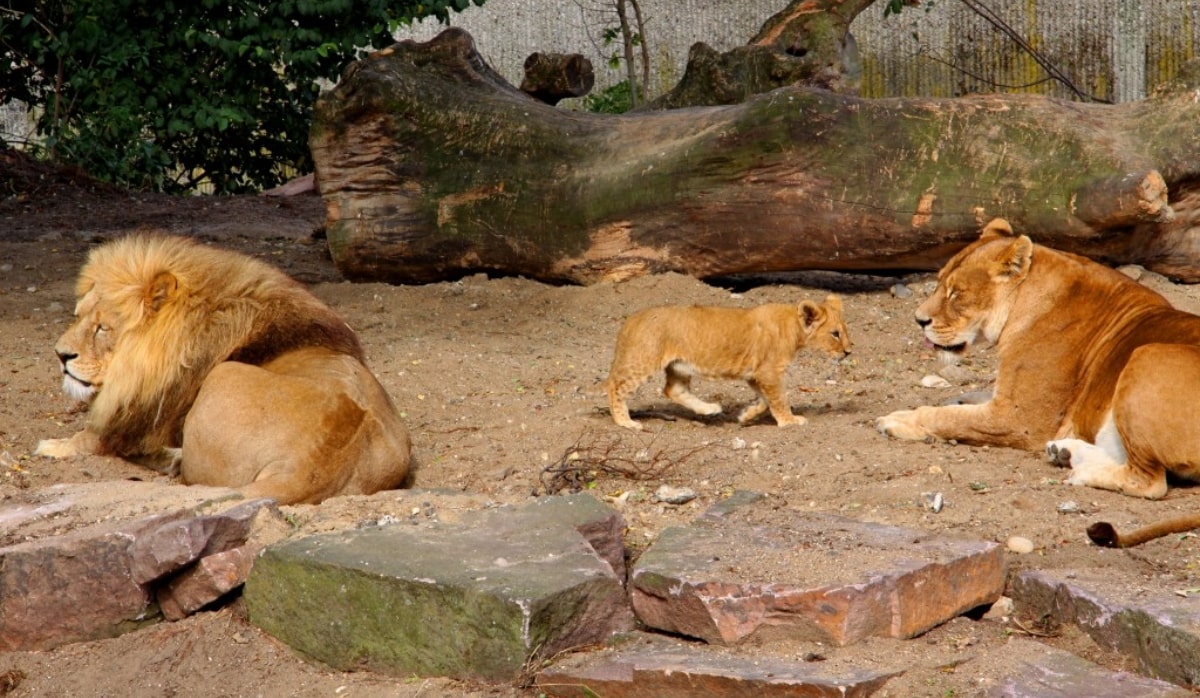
[832,330,841,340]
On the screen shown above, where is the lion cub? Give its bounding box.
[605,295,850,430]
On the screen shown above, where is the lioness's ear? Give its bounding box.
[799,300,823,330]
[980,218,1014,241]
[145,271,178,313]
[824,294,842,312]
[992,235,1033,279]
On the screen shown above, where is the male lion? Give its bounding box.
[877,218,1200,501]
[35,234,412,505]
[605,296,851,430]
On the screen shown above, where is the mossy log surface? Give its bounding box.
[311,28,1200,285]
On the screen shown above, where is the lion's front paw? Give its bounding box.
[875,410,930,441]
[34,430,101,459]
[35,437,78,459]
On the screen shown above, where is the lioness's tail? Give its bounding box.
[1087,513,1200,548]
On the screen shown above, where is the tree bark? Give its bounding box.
[519,52,594,105]
[311,28,1200,285]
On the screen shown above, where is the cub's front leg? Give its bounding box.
[876,402,1037,449]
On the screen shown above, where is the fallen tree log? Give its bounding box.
[311,28,1200,285]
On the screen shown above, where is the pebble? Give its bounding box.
[1006,536,1035,554]
[653,485,697,505]
[1056,500,1080,514]
[920,374,952,389]
[889,283,913,298]
[921,491,944,513]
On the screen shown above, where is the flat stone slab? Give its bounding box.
[1011,567,1200,689]
[629,491,1005,646]
[989,637,1192,697]
[244,492,634,682]
[537,633,899,697]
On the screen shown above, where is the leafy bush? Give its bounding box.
[0,0,484,193]
[582,81,636,114]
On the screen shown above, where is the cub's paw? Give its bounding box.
[34,438,78,459]
[613,418,644,432]
[875,410,929,441]
[774,414,808,427]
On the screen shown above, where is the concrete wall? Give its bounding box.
[396,0,1200,104]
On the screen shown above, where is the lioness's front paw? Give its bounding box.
[34,438,78,459]
[875,410,929,441]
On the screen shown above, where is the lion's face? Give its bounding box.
[915,231,1033,356]
[53,288,119,403]
[803,295,853,358]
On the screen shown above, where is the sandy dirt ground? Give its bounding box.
[2,151,1200,696]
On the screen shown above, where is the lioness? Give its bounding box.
[35,234,412,505]
[605,296,851,430]
[877,218,1200,501]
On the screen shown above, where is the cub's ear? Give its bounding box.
[145,270,179,313]
[979,218,1014,241]
[824,294,842,312]
[799,300,824,330]
[991,235,1034,279]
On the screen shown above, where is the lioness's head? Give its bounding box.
[916,218,1032,356]
[801,294,852,358]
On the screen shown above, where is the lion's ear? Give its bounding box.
[992,235,1033,279]
[980,218,1014,241]
[799,300,823,330]
[824,294,842,312]
[145,271,178,313]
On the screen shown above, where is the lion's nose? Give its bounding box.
[55,349,76,367]
[915,316,931,328]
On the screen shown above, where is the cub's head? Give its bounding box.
[916,218,1032,357]
[800,294,852,358]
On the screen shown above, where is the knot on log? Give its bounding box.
[1072,170,1174,229]
[521,52,595,105]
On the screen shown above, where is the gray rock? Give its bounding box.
[244,493,635,682]
[1011,568,1200,688]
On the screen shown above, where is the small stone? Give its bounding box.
[921,492,944,513]
[890,283,913,298]
[1007,536,1035,554]
[731,438,747,450]
[982,595,1014,621]
[920,374,952,389]
[653,485,697,505]
[1056,501,1080,514]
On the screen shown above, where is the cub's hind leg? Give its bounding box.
[607,369,650,430]
[664,361,723,417]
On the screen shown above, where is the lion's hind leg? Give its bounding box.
[664,361,723,417]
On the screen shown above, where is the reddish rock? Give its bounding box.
[630,500,1004,646]
[129,499,280,583]
[0,514,179,651]
[158,546,255,621]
